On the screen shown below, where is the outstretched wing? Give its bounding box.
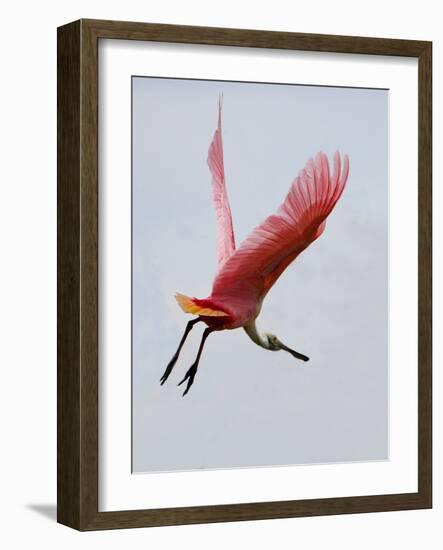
[207,96,236,270]
[210,152,349,315]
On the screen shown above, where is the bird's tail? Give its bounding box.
[175,293,228,317]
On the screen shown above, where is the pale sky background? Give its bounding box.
[132,76,388,473]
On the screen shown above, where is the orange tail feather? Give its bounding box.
[175,293,228,317]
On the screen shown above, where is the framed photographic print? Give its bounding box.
[57,19,432,530]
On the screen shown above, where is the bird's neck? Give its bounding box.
[243,319,270,350]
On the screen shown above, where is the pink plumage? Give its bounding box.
[161,97,350,395]
[207,96,236,270]
[208,150,349,327]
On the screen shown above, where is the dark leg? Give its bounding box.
[178,327,213,396]
[160,318,201,385]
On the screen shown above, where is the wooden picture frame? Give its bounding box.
[57,18,432,530]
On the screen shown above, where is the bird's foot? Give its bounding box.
[177,363,198,396]
[160,354,179,385]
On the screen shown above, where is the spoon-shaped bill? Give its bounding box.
[279,342,310,362]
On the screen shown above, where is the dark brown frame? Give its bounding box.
[57,18,432,531]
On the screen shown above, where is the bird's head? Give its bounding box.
[264,333,310,362]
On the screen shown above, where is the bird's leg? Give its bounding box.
[160,318,201,385]
[178,327,213,396]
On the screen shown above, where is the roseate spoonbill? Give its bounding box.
[160,98,349,396]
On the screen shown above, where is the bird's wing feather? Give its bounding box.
[210,152,349,314]
[207,96,236,270]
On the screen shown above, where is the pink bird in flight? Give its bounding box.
[161,98,349,395]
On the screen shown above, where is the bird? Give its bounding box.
[160,97,349,396]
